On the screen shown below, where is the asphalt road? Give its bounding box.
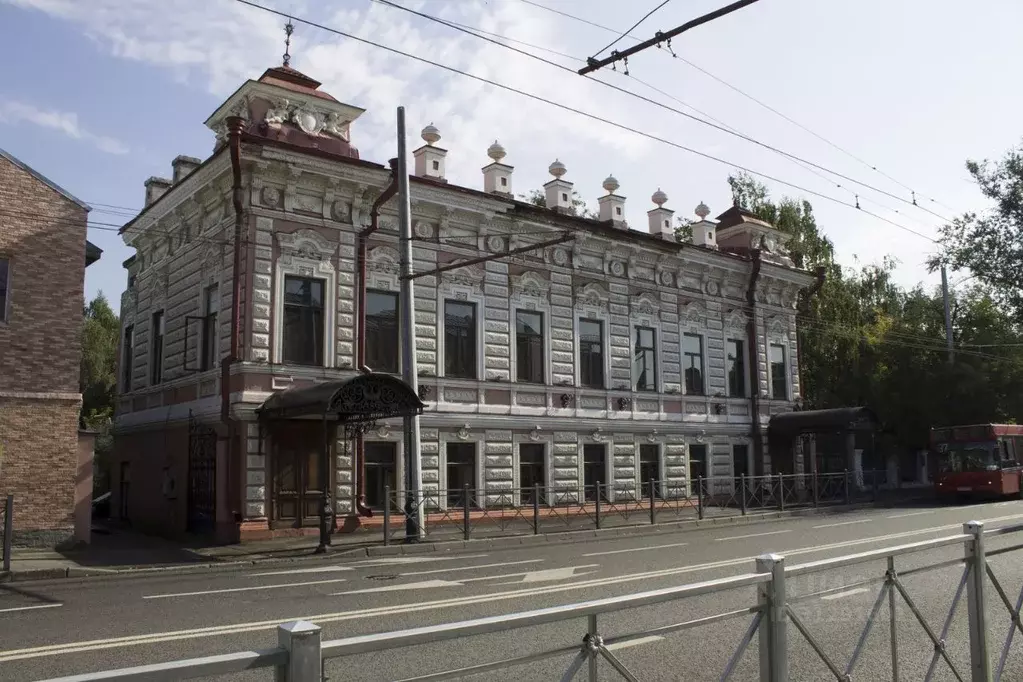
[5,499,1023,681]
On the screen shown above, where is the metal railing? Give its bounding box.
[41,519,1023,682]
[378,469,911,543]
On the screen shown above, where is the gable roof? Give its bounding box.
[0,147,91,211]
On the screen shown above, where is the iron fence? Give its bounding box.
[378,469,913,544]
[40,520,1023,681]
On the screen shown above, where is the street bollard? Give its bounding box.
[462,485,471,541]
[964,521,992,682]
[740,474,748,516]
[697,476,704,520]
[756,554,788,682]
[382,486,391,547]
[275,621,322,682]
[843,469,851,505]
[649,478,657,525]
[778,474,785,512]
[3,494,12,573]
[595,483,602,530]
[533,483,541,535]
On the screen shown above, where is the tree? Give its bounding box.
[80,293,120,492]
[520,189,597,219]
[931,141,1023,320]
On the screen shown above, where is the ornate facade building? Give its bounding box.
[111,60,817,542]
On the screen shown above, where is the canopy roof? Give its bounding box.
[258,373,423,422]
[768,407,879,439]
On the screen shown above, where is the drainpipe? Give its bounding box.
[353,158,400,516]
[746,249,765,476]
[222,115,247,530]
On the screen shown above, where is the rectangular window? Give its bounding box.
[519,443,545,504]
[583,444,607,501]
[688,444,707,482]
[364,442,398,511]
[770,344,787,400]
[515,310,544,383]
[282,276,325,366]
[201,285,219,371]
[0,257,9,322]
[366,290,399,373]
[683,333,704,395]
[444,300,477,379]
[446,443,477,508]
[633,327,657,391]
[579,319,605,389]
[726,339,746,398]
[150,311,164,385]
[639,444,660,498]
[122,324,134,391]
[732,444,750,483]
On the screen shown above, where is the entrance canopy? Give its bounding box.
[769,407,879,439]
[258,373,424,422]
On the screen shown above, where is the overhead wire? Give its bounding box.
[515,0,959,216]
[590,0,674,59]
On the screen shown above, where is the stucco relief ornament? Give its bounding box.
[456,424,471,441]
[552,248,569,266]
[414,221,433,239]
[647,431,658,443]
[659,271,673,287]
[323,112,349,140]
[265,99,291,125]
[376,424,391,439]
[529,427,542,442]
[592,429,606,443]
[704,279,721,296]
[487,235,505,253]
[609,260,626,277]
[292,107,324,135]
[260,186,281,208]
[330,200,351,222]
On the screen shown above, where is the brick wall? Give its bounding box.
[0,155,88,392]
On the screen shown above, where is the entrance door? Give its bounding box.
[364,442,398,511]
[583,444,607,501]
[519,444,545,504]
[187,416,217,534]
[274,430,329,527]
[446,443,476,508]
[732,444,750,495]
[639,444,660,498]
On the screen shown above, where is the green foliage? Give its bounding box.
[80,293,119,492]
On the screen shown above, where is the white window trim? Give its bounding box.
[436,265,486,380]
[686,441,710,496]
[438,433,485,510]
[630,294,663,393]
[363,438,404,511]
[512,433,553,506]
[200,280,220,371]
[724,335,751,399]
[272,231,337,367]
[577,439,614,501]
[510,271,552,385]
[679,301,708,397]
[767,340,790,401]
[635,439,666,498]
[574,283,611,390]
[731,439,755,482]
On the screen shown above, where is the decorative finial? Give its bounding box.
[421,123,441,145]
[602,175,620,194]
[651,188,668,207]
[548,159,567,178]
[283,19,294,67]
[487,140,506,162]
[695,201,710,219]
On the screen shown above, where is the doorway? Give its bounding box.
[583,444,607,501]
[639,444,660,498]
[519,444,545,504]
[273,426,331,527]
[364,442,398,511]
[446,443,477,508]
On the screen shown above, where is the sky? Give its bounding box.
[1,0,1021,307]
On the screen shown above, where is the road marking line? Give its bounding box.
[715,530,791,542]
[475,565,600,585]
[885,511,934,519]
[0,604,63,614]
[143,578,349,599]
[398,559,543,577]
[821,588,869,601]
[249,566,352,577]
[347,554,489,567]
[10,512,1023,662]
[334,579,459,595]
[584,542,688,557]
[606,636,664,651]
[814,519,872,529]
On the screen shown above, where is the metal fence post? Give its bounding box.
[649,478,656,525]
[843,469,851,505]
[462,485,471,541]
[964,521,992,682]
[697,476,704,520]
[595,483,602,530]
[2,494,12,573]
[275,621,322,682]
[778,474,785,511]
[533,483,541,535]
[812,472,819,508]
[382,486,391,547]
[888,555,900,682]
[756,553,788,682]
[740,474,748,515]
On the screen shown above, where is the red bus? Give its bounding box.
[932,424,1023,498]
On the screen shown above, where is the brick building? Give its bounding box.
[110,56,817,544]
[0,148,101,547]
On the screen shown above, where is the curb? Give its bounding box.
[0,496,932,584]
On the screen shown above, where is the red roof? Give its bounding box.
[258,65,338,103]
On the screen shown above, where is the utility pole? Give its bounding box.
[578,0,761,75]
[941,265,954,366]
[396,106,425,541]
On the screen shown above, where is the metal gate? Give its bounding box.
[187,412,218,534]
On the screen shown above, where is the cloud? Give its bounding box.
[0,100,130,155]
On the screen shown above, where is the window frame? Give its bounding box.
[201,284,219,372]
[443,299,479,380]
[271,231,337,368]
[725,338,748,398]
[150,311,165,385]
[633,326,658,392]
[769,343,788,400]
[122,324,135,392]
[0,256,10,323]
[365,288,400,374]
[578,318,607,390]
[281,275,327,367]
[514,308,545,384]
[682,332,705,396]
[637,442,664,499]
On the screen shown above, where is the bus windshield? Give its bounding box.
[938,442,997,473]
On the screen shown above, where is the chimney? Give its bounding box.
[412,123,447,181]
[482,141,513,195]
[171,155,202,183]
[597,175,627,228]
[543,159,574,213]
[144,177,173,206]
[647,188,675,241]
[690,201,717,248]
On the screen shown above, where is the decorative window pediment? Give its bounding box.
[681,300,706,328]
[511,271,550,300]
[575,282,609,311]
[634,292,660,319]
[767,315,788,338]
[724,308,746,334]
[440,260,485,293]
[276,229,335,265]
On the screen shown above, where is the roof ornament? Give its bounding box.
[283,18,294,67]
